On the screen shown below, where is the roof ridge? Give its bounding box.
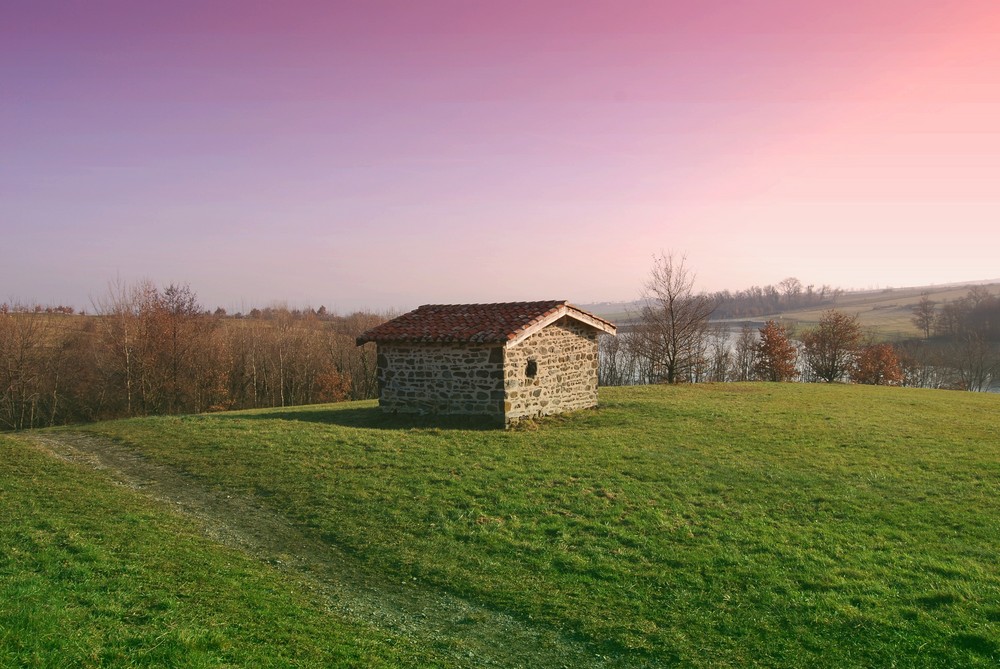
[416,299,567,308]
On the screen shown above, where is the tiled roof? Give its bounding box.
[356,300,615,345]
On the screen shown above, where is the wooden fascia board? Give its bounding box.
[504,306,617,349]
[568,308,618,337]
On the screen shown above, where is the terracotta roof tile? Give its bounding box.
[356,300,613,345]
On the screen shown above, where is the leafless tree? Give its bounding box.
[598,333,626,386]
[779,277,803,304]
[948,332,999,392]
[599,329,653,386]
[895,341,955,389]
[732,322,758,382]
[92,278,155,416]
[0,305,46,429]
[706,324,732,382]
[934,299,967,338]
[631,253,716,384]
[153,283,207,413]
[967,285,994,307]
[330,311,387,400]
[910,294,936,339]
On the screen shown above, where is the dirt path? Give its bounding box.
[27,432,644,669]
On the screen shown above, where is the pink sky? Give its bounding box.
[3,0,999,312]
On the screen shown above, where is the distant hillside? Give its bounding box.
[764,282,1000,338]
[574,300,641,324]
[581,279,1000,337]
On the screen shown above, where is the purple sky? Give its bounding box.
[3,1,1000,312]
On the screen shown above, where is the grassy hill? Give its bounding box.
[3,384,999,667]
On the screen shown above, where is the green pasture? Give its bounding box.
[3,383,999,667]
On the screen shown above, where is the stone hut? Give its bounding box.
[356,301,617,426]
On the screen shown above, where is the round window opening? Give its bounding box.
[526,359,538,378]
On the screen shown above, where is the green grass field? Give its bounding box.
[0,436,445,668]
[3,384,999,667]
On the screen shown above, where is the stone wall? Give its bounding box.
[376,343,505,419]
[375,318,602,426]
[503,317,599,425]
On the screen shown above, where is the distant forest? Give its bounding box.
[587,277,842,323]
[708,277,842,319]
[0,280,389,430]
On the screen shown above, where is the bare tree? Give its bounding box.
[631,253,716,384]
[934,299,967,338]
[910,294,936,340]
[598,333,626,386]
[706,324,732,382]
[732,322,758,382]
[967,285,994,307]
[92,278,155,416]
[949,332,999,392]
[895,340,955,390]
[0,305,46,429]
[779,277,803,305]
[154,283,204,413]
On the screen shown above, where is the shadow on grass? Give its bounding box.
[952,633,997,658]
[213,405,503,431]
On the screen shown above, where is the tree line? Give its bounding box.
[709,276,841,319]
[6,265,997,431]
[900,287,1000,392]
[0,280,387,431]
[598,254,999,392]
[600,310,910,387]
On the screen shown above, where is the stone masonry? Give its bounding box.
[376,344,505,419]
[502,317,599,425]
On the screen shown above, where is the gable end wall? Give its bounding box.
[503,317,599,425]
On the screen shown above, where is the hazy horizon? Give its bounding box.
[6,273,1000,317]
[4,1,1000,312]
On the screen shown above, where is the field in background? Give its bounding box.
[3,384,999,667]
[584,281,1000,338]
[767,283,1000,338]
